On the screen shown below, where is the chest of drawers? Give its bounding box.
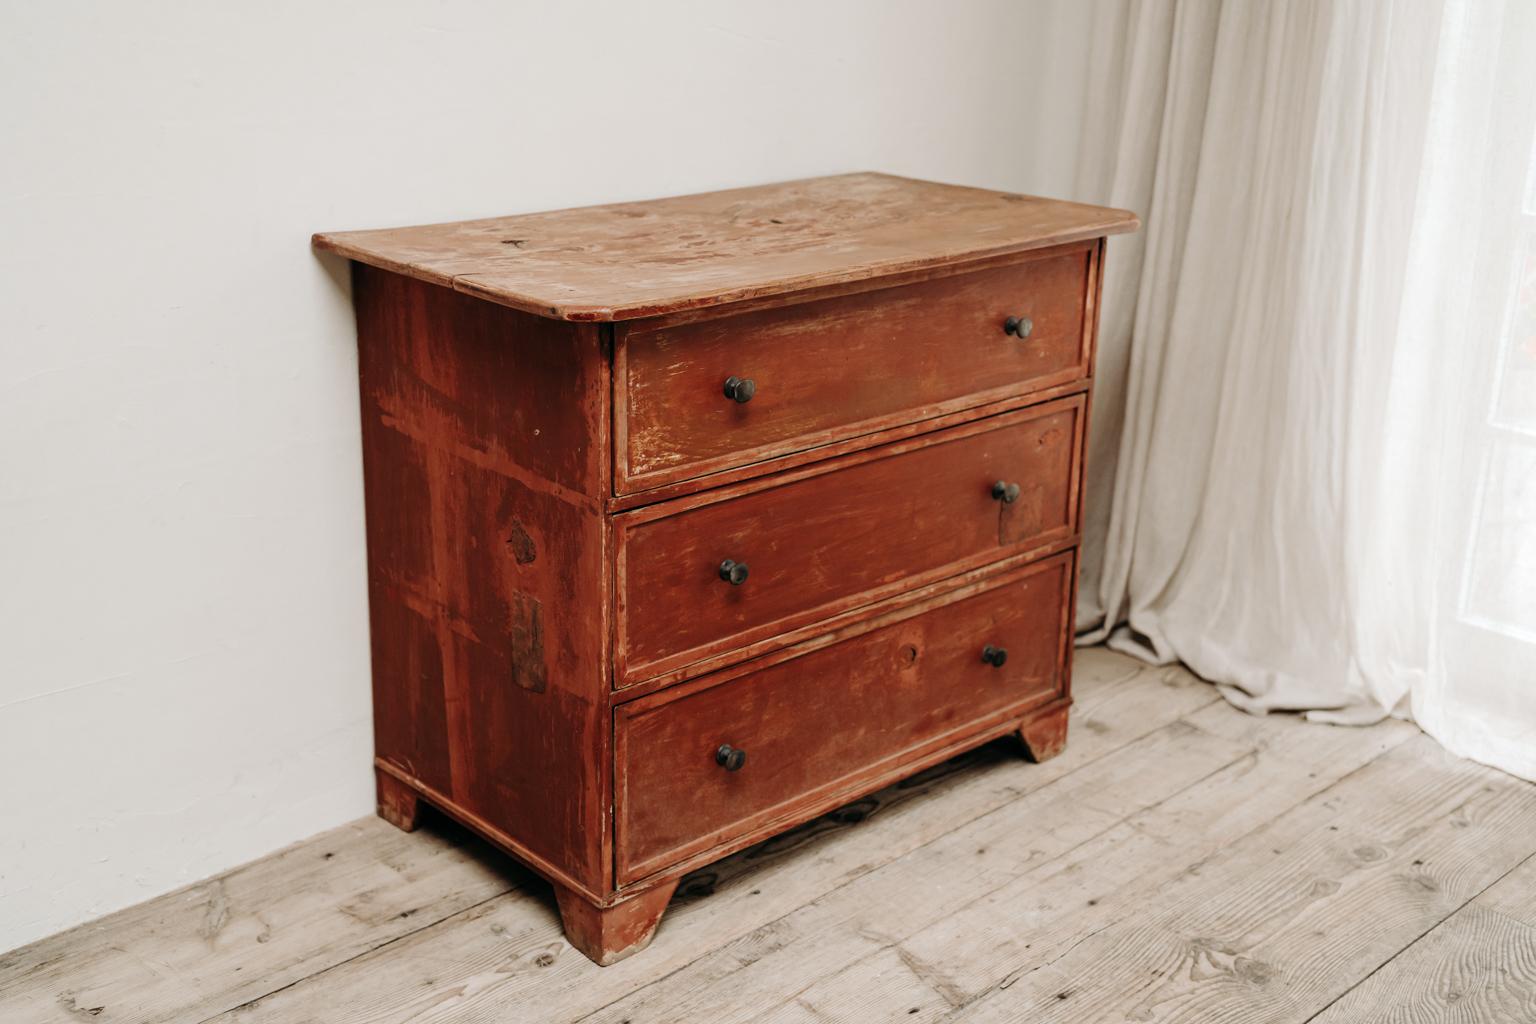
[315,173,1137,964]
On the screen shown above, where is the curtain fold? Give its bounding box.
[1075,0,1536,779]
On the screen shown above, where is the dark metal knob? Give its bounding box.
[723,376,757,403]
[1003,315,1034,339]
[715,744,747,771]
[719,559,750,585]
[982,645,1008,667]
[992,480,1022,504]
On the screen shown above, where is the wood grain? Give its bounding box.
[1308,902,1536,1023]
[758,947,953,1024]
[1478,849,1536,923]
[313,173,1138,322]
[1306,851,1536,1022]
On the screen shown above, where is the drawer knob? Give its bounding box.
[1003,315,1034,339]
[982,645,1009,667]
[719,559,750,585]
[992,480,1022,504]
[723,375,757,403]
[715,744,747,771]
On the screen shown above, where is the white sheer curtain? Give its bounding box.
[1074,0,1536,780]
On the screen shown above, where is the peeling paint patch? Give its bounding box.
[506,521,537,565]
[509,592,547,693]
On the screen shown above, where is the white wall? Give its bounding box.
[0,0,1096,950]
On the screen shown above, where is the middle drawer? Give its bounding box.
[614,394,1084,686]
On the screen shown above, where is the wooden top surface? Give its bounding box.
[313,172,1139,322]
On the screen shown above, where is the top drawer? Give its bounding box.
[614,242,1095,495]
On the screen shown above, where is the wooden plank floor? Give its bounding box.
[4,648,1535,1023]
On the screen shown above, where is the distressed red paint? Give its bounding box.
[323,174,1137,964]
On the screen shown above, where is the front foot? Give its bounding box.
[555,880,678,966]
[1018,703,1070,763]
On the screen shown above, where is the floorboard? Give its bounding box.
[1306,851,1536,1023]
[0,812,525,1024]
[945,735,1536,1023]
[2,648,1531,1024]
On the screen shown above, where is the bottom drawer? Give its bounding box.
[615,551,1074,884]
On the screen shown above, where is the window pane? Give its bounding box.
[1492,231,1536,432]
[1461,434,1536,640]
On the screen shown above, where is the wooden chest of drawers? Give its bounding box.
[315,173,1137,964]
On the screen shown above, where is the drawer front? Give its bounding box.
[615,553,1073,884]
[616,243,1094,494]
[616,395,1083,685]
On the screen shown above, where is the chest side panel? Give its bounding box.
[355,265,612,894]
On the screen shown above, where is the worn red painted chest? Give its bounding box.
[315,173,1138,964]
